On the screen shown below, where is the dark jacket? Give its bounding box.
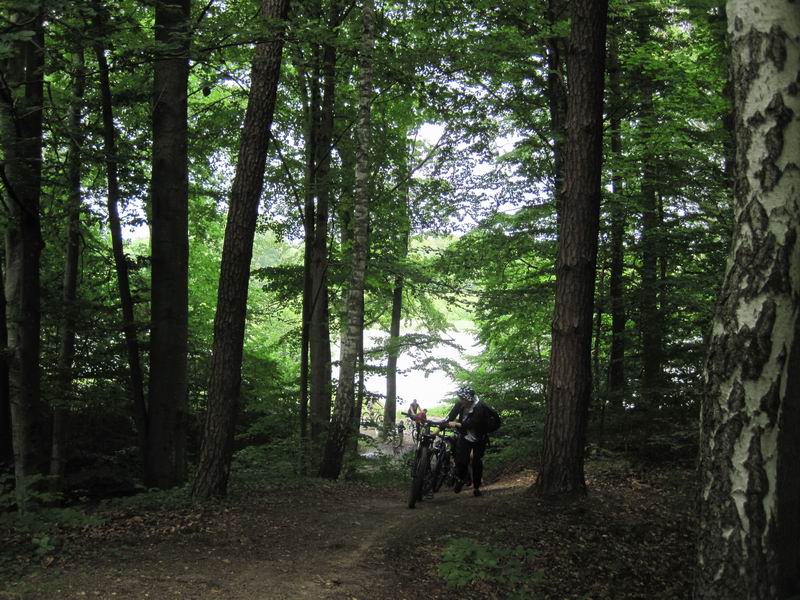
[447,400,493,440]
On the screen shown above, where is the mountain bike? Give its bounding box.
[407,420,451,508]
[409,417,421,444]
[430,427,457,493]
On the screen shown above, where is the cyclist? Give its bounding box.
[407,399,420,418]
[407,400,423,437]
[446,386,495,497]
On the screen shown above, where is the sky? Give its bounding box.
[364,328,480,411]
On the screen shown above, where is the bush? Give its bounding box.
[228,439,302,492]
[439,536,542,599]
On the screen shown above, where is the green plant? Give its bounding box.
[31,533,55,558]
[100,485,192,512]
[0,507,104,536]
[0,474,62,512]
[227,439,303,492]
[439,537,542,599]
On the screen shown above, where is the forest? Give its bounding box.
[1,0,798,598]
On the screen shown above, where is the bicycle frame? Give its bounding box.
[407,420,452,508]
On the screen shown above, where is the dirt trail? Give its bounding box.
[3,461,696,600]
[3,471,518,600]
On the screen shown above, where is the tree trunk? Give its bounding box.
[695,2,800,597]
[607,37,626,411]
[384,268,403,429]
[637,17,663,410]
[384,144,411,431]
[0,2,48,501]
[0,260,11,468]
[347,298,366,458]
[384,223,409,431]
[592,265,605,410]
[192,0,290,499]
[350,314,365,455]
[535,0,608,497]
[320,0,374,479]
[309,0,341,456]
[147,0,191,489]
[300,217,313,472]
[51,45,86,487]
[294,42,318,473]
[94,29,148,463]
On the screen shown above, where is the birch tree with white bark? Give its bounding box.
[320,0,375,479]
[695,1,800,597]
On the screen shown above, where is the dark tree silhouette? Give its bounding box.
[535,0,608,496]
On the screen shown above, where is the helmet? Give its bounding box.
[456,385,476,402]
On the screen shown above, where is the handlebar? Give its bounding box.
[418,420,454,437]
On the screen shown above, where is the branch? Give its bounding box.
[270,135,306,226]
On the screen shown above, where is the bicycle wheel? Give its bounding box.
[407,449,420,508]
[431,451,449,493]
[407,446,430,509]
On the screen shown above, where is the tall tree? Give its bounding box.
[309,0,341,456]
[535,0,608,496]
[94,20,148,461]
[0,1,48,500]
[292,38,318,469]
[384,163,411,431]
[320,0,374,479]
[695,1,800,597]
[147,0,191,488]
[51,44,86,485]
[636,10,664,409]
[384,229,407,430]
[192,0,291,499]
[606,33,626,410]
[0,260,10,468]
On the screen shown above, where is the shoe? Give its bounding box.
[454,479,464,493]
[473,488,482,497]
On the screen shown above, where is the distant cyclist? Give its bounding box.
[407,399,420,418]
[405,399,420,437]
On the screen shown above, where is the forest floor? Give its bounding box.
[0,455,695,600]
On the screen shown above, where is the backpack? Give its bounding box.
[484,405,502,434]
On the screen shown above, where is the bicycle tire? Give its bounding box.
[407,446,430,509]
[407,449,420,508]
[431,451,449,493]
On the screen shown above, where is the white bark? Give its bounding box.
[320,0,375,478]
[696,2,800,597]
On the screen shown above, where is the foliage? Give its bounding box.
[439,536,542,599]
[227,440,303,493]
[344,452,409,486]
[100,484,193,513]
[2,0,737,501]
[0,506,104,538]
[483,410,546,479]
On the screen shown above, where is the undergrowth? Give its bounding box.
[439,536,543,599]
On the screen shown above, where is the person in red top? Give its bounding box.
[408,404,426,437]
